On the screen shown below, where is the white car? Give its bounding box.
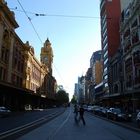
[0,106,11,117]
[25,104,32,111]
[87,106,94,112]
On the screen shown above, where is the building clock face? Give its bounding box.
[44,57,48,62]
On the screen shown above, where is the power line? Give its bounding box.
[53,64,65,84]
[41,14,100,19]
[16,0,68,88]
[10,8,46,17]
[10,7,101,19]
[16,0,43,44]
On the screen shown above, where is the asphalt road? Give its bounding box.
[0,108,66,140]
[16,106,140,140]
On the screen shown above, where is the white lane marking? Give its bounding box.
[48,108,71,140]
[0,110,63,139]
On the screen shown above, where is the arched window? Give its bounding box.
[114,84,118,93]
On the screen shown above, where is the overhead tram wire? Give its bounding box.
[16,0,68,89]
[10,7,102,19]
[16,0,43,44]
[53,64,65,85]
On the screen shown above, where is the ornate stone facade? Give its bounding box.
[24,41,48,94]
[0,0,23,86]
[0,0,57,110]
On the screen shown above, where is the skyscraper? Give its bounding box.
[100,0,121,94]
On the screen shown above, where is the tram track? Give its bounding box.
[0,109,65,140]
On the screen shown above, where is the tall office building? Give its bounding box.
[100,0,121,94]
[90,50,102,85]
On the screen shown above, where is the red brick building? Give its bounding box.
[100,0,121,94]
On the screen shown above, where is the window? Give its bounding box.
[0,67,3,80]
[1,46,9,63]
[104,75,108,80]
[0,67,6,81]
[104,67,107,73]
[125,58,132,72]
[126,74,132,87]
[134,51,140,64]
[124,8,130,19]
[131,19,138,28]
[135,67,140,84]
[124,28,130,38]
[103,42,108,51]
[104,58,108,65]
[105,83,108,87]
[12,74,16,85]
[132,31,139,44]
[104,51,108,58]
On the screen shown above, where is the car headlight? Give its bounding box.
[118,114,122,117]
[128,114,132,117]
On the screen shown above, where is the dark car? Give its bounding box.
[94,107,104,116]
[115,109,132,121]
[101,107,109,117]
[107,107,132,121]
[0,106,11,118]
[107,107,116,119]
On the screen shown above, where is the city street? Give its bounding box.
[0,0,140,139]
[0,107,65,139]
[15,106,140,140]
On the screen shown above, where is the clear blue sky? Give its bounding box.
[6,0,101,99]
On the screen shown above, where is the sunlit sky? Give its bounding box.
[6,0,101,99]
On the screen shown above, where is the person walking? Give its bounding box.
[78,105,86,125]
[73,104,79,123]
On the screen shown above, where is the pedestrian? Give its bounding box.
[73,104,79,123]
[78,105,86,125]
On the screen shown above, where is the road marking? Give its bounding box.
[48,108,71,140]
[0,110,64,139]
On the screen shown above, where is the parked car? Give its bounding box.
[107,107,116,119]
[94,107,103,116]
[115,109,132,121]
[136,111,140,127]
[83,105,88,111]
[25,104,32,111]
[101,107,109,117]
[107,107,132,121]
[92,105,100,114]
[0,106,11,117]
[87,106,94,112]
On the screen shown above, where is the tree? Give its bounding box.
[71,95,77,104]
[55,89,69,105]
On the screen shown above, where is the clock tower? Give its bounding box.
[40,38,53,74]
